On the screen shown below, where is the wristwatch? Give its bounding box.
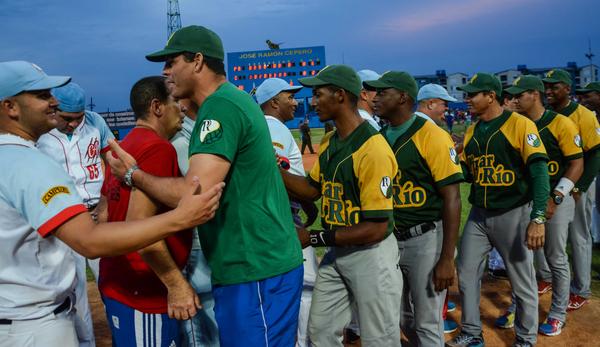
[551,192,563,205]
[532,216,546,225]
[124,165,139,188]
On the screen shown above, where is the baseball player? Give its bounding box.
[364,72,463,346]
[255,77,319,347]
[542,69,600,311]
[0,60,223,347]
[37,82,114,347]
[171,98,220,347]
[357,69,381,130]
[279,64,402,347]
[503,75,583,336]
[107,26,304,346]
[446,73,549,347]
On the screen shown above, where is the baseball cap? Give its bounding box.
[299,64,362,97]
[542,69,572,85]
[52,82,86,112]
[457,73,502,96]
[146,25,224,62]
[417,83,457,102]
[255,78,302,105]
[357,69,381,85]
[504,75,544,95]
[363,71,418,100]
[576,81,600,94]
[0,61,70,100]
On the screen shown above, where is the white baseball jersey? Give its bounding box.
[37,110,114,208]
[359,108,381,131]
[0,134,86,320]
[265,115,317,286]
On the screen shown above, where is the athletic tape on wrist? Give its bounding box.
[309,230,336,247]
[554,177,574,197]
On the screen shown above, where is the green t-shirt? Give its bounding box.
[189,82,302,285]
[308,122,397,235]
[461,110,548,210]
[382,116,464,229]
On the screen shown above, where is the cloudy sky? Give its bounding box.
[1,0,598,111]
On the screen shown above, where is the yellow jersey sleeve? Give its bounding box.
[352,134,397,218]
[572,105,600,152]
[308,131,335,185]
[460,123,476,165]
[502,113,548,164]
[414,123,464,187]
[550,115,583,159]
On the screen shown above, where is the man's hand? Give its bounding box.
[572,191,581,203]
[526,222,545,250]
[167,280,201,320]
[296,227,311,248]
[175,177,224,229]
[432,257,455,292]
[300,200,319,228]
[545,197,557,220]
[106,139,138,181]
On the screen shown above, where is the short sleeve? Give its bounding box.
[420,129,464,188]
[308,157,321,189]
[189,98,245,162]
[555,116,584,160]
[576,107,600,152]
[87,111,115,152]
[10,152,87,237]
[353,135,397,219]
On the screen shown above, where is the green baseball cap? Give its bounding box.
[542,69,572,85]
[505,75,545,95]
[146,25,224,62]
[362,71,418,100]
[457,73,502,96]
[298,64,361,97]
[576,82,600,94]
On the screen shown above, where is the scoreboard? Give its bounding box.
[227,46,326,126]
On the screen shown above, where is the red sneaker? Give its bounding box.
[537,281,552,295]
[567,294,588,311]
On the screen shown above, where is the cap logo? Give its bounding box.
[546,70,555,78]
[470,74,478,84]
[513,77,522,86]
[166,31,176,45]
[31,63,44,74]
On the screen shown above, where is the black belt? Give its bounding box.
[393,222,436,241]
[0,297,71,325]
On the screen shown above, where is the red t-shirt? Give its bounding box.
[99,128,192,313]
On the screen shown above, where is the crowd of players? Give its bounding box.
[1,24,600,347]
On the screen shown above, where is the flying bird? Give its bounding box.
[266,39,283,50]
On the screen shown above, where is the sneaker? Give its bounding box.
[444,319,459,334]
[537,281,552,295]
[447,300,457,312]
[495,311,515,329]
[538,317,564,336]
[512,339,533,347]
[488,269,508,280]
[567,294,589,311]
[445,333,484,347]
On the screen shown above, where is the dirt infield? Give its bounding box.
[88,276,600,347]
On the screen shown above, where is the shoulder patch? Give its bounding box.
[596,128,600,136]
[199,119,223,144]
[526,133,541,147]
[574,134,582,147]
[449,147,459,164]
[42,186,70,205]
[380,176,392,198]
[272,141,284,149]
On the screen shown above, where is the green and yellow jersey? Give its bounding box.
[536,110,583,188]
[555,102,600,153]
[382,116,464,229]
[460,110,548,210]
[308,121,397,235]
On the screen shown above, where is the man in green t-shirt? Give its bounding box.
[446,73,549,347]
[280,64,402,347]
[106,25,303,346]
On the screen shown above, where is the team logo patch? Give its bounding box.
[596,128,600,136]
[199,119,223,144]
[272,141,284,149]
[574,134,582,147]
[526,133,541,147]
[42,186,70,205]
[449,147,459,164]
[380,176,392,198]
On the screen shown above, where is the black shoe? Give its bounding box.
[489,269,508,280]
[344,328,360,343]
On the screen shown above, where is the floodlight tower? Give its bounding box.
[167,0,182,38]
[585,39,595,82]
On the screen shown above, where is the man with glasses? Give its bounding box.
[446,73,549,347]
[37,82,114,347]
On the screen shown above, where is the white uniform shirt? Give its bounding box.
[265,115,317,286]
[359,108,381,131]
[0,134,86,320]
[37,111,114,208]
